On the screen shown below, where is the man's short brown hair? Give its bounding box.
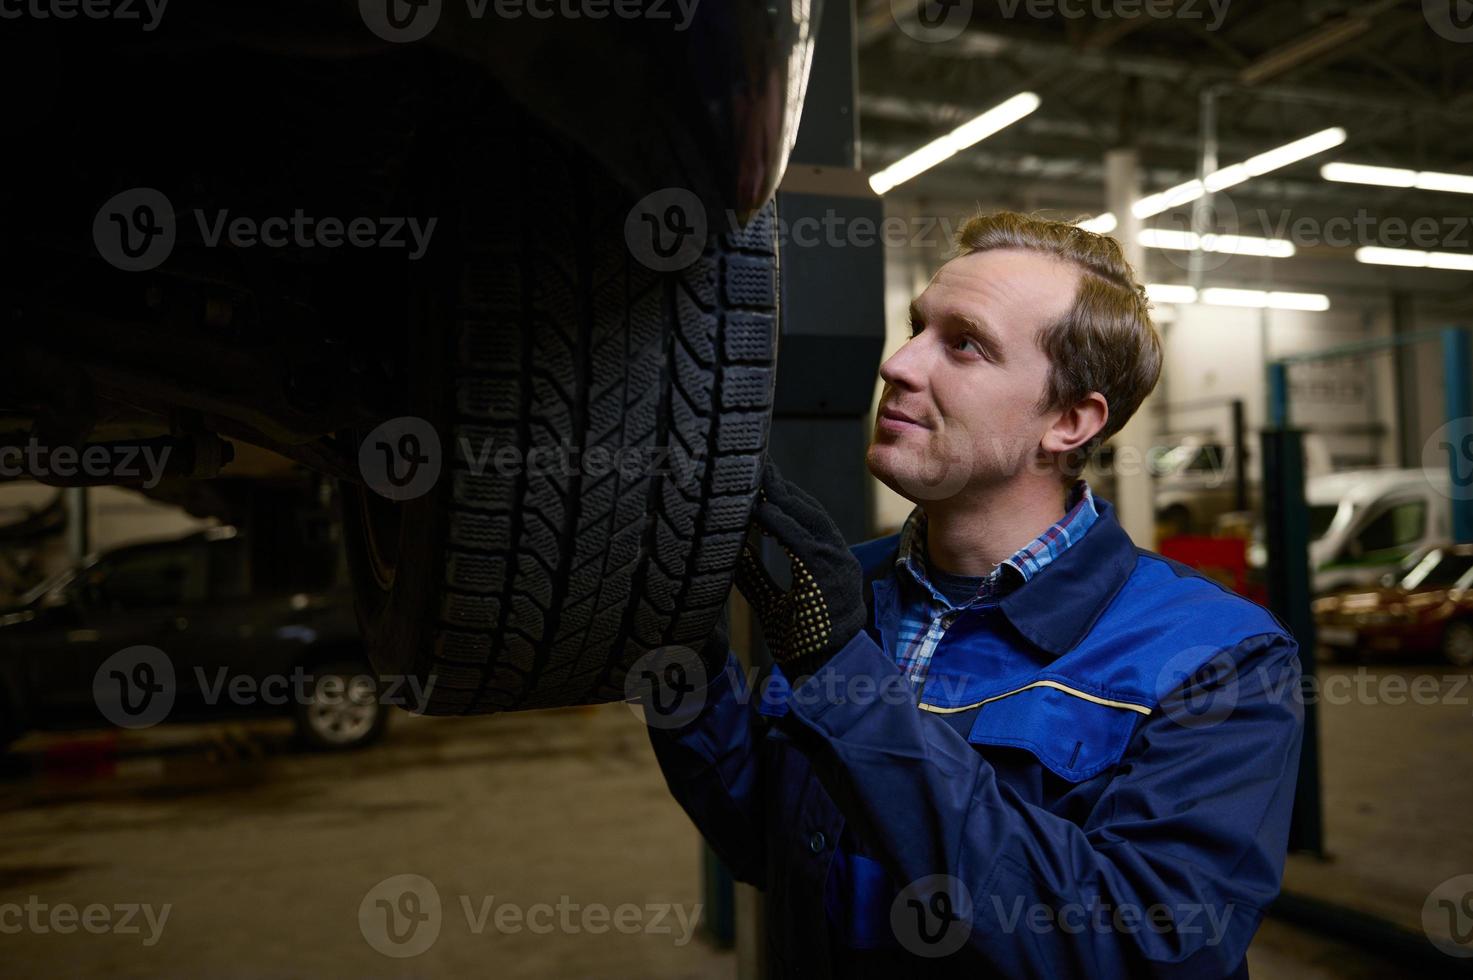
[952,210,1163,478]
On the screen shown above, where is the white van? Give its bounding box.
[1307,468,1454,594]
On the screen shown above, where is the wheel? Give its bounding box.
[1442,620,1473,669]
[340,92,778,716]
[292,661,388,751]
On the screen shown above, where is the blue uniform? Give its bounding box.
[648,496,1304,978]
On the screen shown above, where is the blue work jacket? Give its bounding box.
[648,496,1305,978]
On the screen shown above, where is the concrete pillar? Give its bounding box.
[1104,147,1158,545]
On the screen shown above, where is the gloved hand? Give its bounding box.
[734,457,867,681]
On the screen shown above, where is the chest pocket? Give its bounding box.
[966,680,1150,782]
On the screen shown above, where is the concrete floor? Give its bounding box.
[0,662,1458,978]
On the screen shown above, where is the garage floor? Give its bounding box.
[0,666,1449,978]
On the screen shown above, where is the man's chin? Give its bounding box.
[866,442,930,504]
[866,438,977,504]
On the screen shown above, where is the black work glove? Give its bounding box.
[734,458,866,681]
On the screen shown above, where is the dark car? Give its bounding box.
[1,2,816,715]
[1313,544,1473,667]
[0,526,391,751]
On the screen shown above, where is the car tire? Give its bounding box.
[292,661,389,751]
[1441,620,1473,669]
[340,97,777,716]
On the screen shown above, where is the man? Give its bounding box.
[643,211,1304,978]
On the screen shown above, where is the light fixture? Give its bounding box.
[1145,283,1198,304]
[868,92,1041,195]
[1138,228,1296,258]
[1323,162,1473,196]
[1355,246,1473,271]
[1081,127,1347,231]
[1146,283,1330,311]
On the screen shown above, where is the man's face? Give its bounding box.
[866,248,1081,503]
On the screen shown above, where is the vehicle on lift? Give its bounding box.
[0,526,388,751]
[1,3,817,715]
[1307,468,1452,595]
[1314,543,1473,667]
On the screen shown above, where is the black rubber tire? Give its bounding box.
[341,101,778,716]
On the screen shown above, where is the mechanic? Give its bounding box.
[644,211,1305,978]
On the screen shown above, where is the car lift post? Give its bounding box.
[1265,324,1473,857]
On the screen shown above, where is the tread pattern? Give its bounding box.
[411,123,777,715]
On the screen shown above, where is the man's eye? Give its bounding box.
[952,335,985,357]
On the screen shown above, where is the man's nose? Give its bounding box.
[878,336,928,392]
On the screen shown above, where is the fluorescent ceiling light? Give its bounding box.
[1139,228,1296,258]
[869,92,1041,195]
[1083,127,1347,232]
[1145,283,1198,304]
[1130,127,1346,221]
[1201,288,1330,311]
[1356,246,1473,270]
[1321,162,1416,188]
[1078,213,1117,234]
[1323,162,1473,195]
[1148,284,1330,311]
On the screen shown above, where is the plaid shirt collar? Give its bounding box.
[894,480,1098,609]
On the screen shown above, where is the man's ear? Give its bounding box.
[1040,392,1109,456]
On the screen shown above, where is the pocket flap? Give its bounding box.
[966,681,1147,781]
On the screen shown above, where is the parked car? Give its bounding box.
[1307,468,1452,594]
[1153,434,1330,538]
[1,4,814,714]
[1314,543,1473,667]
[0,527,388,751]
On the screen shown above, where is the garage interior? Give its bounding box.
[3,1,1473,977]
